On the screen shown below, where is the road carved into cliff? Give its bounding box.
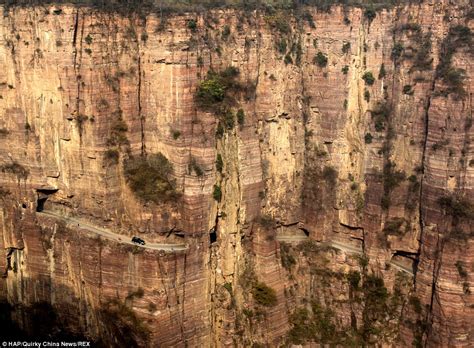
[276,237,414,275]
[37,210,188,251]
[390,260,415,276]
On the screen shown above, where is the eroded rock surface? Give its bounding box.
[0,1,472,346]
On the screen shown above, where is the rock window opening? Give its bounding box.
[36,189,58,212]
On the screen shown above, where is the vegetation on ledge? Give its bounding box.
[1,0,418,15]
[124,153,179,203]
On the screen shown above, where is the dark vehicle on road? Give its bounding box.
[131,236,146,245]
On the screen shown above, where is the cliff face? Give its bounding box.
[0,1,473,347]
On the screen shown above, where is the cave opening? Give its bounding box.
[209,229,217,244]
[36,189,58,212]
[36,198,47,212]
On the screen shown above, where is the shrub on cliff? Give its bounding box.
[195,74,225,106]
[391,42,404,61]
[347,270,361,290]
[342,42,351,54]
[314,52,328,68]
[188,157,204,177]
[364,133,373,144]
[252,282,277,307]
[437,195,473,220]
[287,300,340,345]
[216,154,223,173]
[0,161,29,179]
[124,153,178,203]
[436,25,472,99]
[195,68,241,110]
[322,166,337,188]
[364,8,376,23]
[382,218,406,236]
[101,298,150,346]
[212,184,222,202]
[187,19,197,32]
[237,108,245,126]
[380,161,406,210]
[362,71,375,85]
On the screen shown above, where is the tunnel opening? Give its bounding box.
[391,250,418,275]
[209,228,217,244]
[36,189,58,212]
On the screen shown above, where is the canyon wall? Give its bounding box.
[0,1,472,346]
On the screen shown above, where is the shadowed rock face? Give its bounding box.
[0,1,472,347]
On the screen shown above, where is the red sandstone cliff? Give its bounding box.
[0,1,472,347]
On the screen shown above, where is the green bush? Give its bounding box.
[288,301,340,345]
[342,42,351,54]
[221,111,235,130]
[347,270,361,289]
[223,282,233,294]
[371,102,391,132]
[409,295,422,314]
[107,116,129,147]
[364,133,373,144]
[237,109,245,126]
[196,76,225,105]
[216,154,223,173]
[85,34,92,45]
[267,13,291,34]
[391,42,404,61]
[195,68,241,109]
[342,65,349,74]
[124,153,178,203]
[216,123,224,138]
[213,184,222,202]
[364,8,376,23]
[378,64,386,79]
[362,71,375,85]
[437,195,473,219]
[383,218,405,236]
[437,26,472,97]
[403,85,414,95]
[171,129,181,139]
[364,89,370,102]
[322,166,338,188]
[221,25,231,40]
[302,10,315,28]
[188,157,204,177]
[252,282,277,307]
[0,162,29,179]
[455,261,468,278]
[381,161,406,210]
[187,19,197,32]
[314,52,328,67]
[280,243,296,270]
[104,149,120,164]
[276,38,287,54]
[284,54,293,65]
[411,34,433,72]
